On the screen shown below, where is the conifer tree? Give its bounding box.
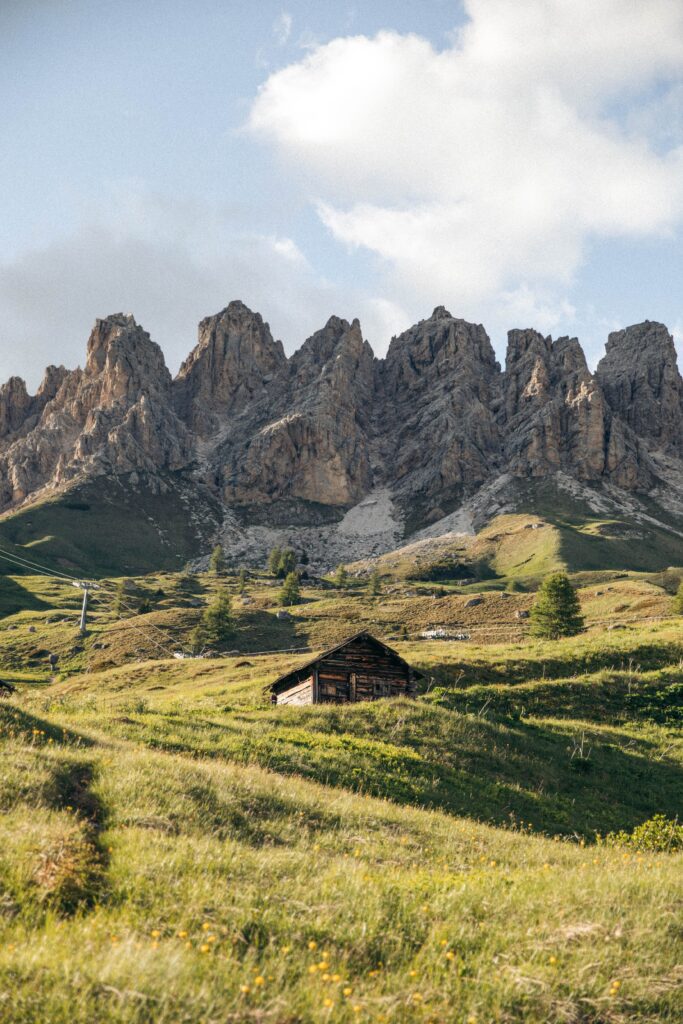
[190,623,208,655]
[530,572,584,639]
[268,546,282,576]
[279,571,301,607]
[278,548,297,578]
[673,578,683,615]
[237,568,248,594]
[112,579,127,617]
[368,565,382,597]
[209,544,227,575]
[201,591,233,644]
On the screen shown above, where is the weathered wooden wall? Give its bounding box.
[276,675,314,705]
[316,636,414,704]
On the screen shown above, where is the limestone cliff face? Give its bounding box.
[216,316,375,505]
[0,366,68,447]
[0,315,188,507]
[173,301,286,436]
[500,329,647,488]
[596,321,683,456]
[378,308,501,512]
[0,304,681,525]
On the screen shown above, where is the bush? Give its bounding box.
[600,814,683,853]
[530,572,584,639]
[334,564,348,589]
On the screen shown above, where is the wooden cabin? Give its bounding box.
[269,631,424,706]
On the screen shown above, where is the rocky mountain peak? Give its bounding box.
[290,316,373,385]
[0,377,31,439]
[36,365,69,403]
[174,301,286,435]
[596,321,683,455]
[1,302,681,542]
[384,310,498,397]
[0,364,71,448]
[84,314,171,406]
[430,305,453,321]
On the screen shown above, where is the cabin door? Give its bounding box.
[349,673,357,702]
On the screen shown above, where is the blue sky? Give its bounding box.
[1,0,682,387]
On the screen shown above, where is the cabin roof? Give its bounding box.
[268,629,424,694]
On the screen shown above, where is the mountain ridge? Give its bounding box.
[1,301,682,572]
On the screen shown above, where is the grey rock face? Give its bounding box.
[596,321,683,456]
[378,308,502,507]
[173,301,286,435]
[500,328,648,488]
[216,315,375,506]
[0,304,681,528]
[0,314,189,507]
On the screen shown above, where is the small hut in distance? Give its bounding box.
[269,630,424,705]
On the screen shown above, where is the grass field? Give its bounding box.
[1,565,682,1022]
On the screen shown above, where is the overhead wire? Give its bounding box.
[0,544,83,582]
[90,580,190,659]
[0,543,188,660]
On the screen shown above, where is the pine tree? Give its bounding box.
[268,546,282,576]
[673,578,683,615]
[278,548,297,578]
[209,544,227,575]
[201,591,233,645]
[190,623,208,655]
[368,566,382,597]
[279,571,301,607]
[237,568,248,594]
[530,572,584,639]
[334,564,348,589]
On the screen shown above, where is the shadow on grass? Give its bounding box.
[100,701,683,840]
[0,575,51,620]
[425,675,683,726]
[420,637,683,688]
[0,703,97,747]
[1,709,110,914]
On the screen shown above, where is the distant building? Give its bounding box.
[269,630,424,706]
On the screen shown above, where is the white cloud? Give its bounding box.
[250,0,683,326]
[273,11,292,47]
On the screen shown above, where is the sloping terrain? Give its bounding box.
[1,567,682,1022]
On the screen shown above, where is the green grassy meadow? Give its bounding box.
[1,561,682,1022]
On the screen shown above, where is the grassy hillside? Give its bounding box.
[0,472,221,577]
[1,567,682,1022]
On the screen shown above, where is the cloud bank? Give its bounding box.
[250,0,683,338]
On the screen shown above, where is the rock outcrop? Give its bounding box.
[0,314,188,507]
[1,303,682,536]
[207,315,375,506]
[596,321,683,457]
[173,301,286,436]
[377,308,502,517]
[500,329,647,489]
